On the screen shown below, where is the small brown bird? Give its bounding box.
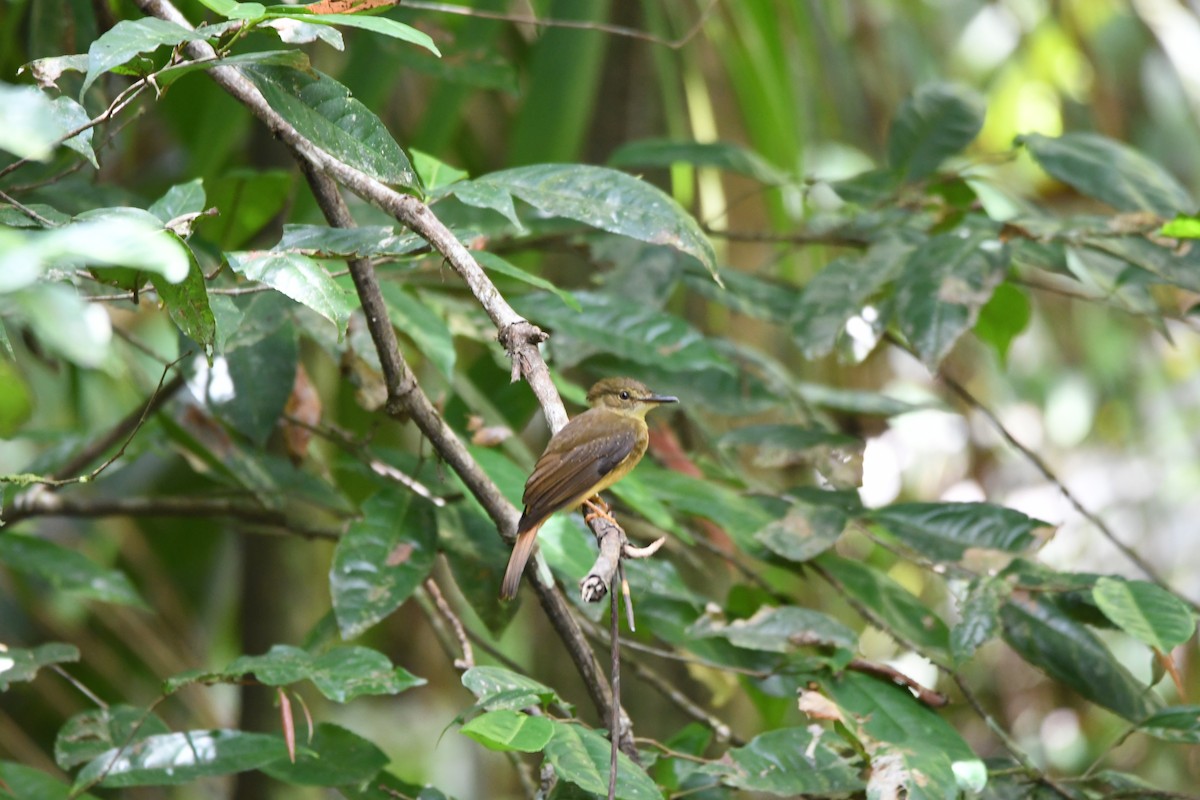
[500,377,678,599]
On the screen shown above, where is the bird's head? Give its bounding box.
[586,377,678,419]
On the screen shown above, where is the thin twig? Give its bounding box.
[609,567,620,800]
[424,576,474,669]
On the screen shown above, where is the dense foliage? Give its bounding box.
[3,1,1200,798]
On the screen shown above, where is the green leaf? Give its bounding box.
[278,12,440,56]
[756,502,847,563]
[702,727,864,796]
[691,605,858,653]
[887,83,986,182]
[410,148,468,193]
[0,535,146,608]
[241,66,418,189]
[824,671,986,797]
[1092,576,1196,652]
[454,164,718,280]
[226,251,354,335]
[213,644,424,702]
[1139,705,1200,743]
[148,179,206,223]
[1000,596,1162,721]
[543,722,660,800]
[0,83,67,161]
[261,723,389,785]
[951,575,1011,664]
[274,224,424,258]
[973,281,1030,364]
[817,554,950,655]
[330,492,437,639]
[1162,214,1200,239]
[379,283,456,378]
[516,290,732,374]
[474,251,581,311]
[209,320,297,444]
[157,49,311,89]
[195,0,266,18]
[893,227,1009,368]
[0,762,98,800]
[73,730,287,788]
[1,210,190,293]
[461,710,554,753]
[461,666,564,711]
[868,502,1047,561]
[791,245,908,359]
[3,283,110,368]
[1021,132,1194,216]
[55,706,171,769]
[608,138,790,184]
[152,243,216,358]
[83,18,209,96]
[50,96,97,167]
[0,642,80,691]
[0,357,33,436]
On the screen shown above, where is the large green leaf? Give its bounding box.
[816,554,950,655]
[1092,576,1196,652]
[1000,596,1162,721]
[50,96,97,166]
[73,730,286,788]
[791,245,908,359]
[241,65,418,189]
[543,722,660,800]
[460,666,564,711]
[261,723,389,786]
[187,644,426,702]
[0,642,79,691]
[1021,133,1193,216]
[151,244,216,359]
[274,12,440,56]
[55,706,171,770]
[0,762,98,800]
[887,83,986,182]
[226,251,354,335]
[460,710,554,753]
[83,18,210,96]
[608,138,789,184]
[893,226,1009,368]
[701,727,864,796]
[516,290,732,374]
[824,671,986,798]
[868,502,1046,561]
[0,84,61,160]
[453,164,718,279]
[951,575,1011,664]
[0,534,145,607]
[330,492,437,639]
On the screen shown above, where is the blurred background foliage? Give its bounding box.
[4,0,1200,797]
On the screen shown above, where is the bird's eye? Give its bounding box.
[619,390,631,400]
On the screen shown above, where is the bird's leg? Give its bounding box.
[582,496,617,525]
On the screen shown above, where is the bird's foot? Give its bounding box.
[583,496,617,526]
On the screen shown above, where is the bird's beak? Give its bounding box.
[646,393,679,404]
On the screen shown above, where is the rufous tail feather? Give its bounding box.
[500,523,542,600]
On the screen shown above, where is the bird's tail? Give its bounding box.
[500,522,541,600]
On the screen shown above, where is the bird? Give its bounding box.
[500,377,678,599]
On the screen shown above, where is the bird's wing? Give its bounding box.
[519,421,639,531]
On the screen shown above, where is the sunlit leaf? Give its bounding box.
[74,730,286,788]
[276,12,440,56]
[460,710,553,753]
[226,251,354,335]
[1092,576,1196,652]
